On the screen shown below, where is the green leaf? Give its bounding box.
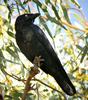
[61,4,71,24]
[0,50,6,67]
[39,17,53,39]
[80,46,88,62]
[76,45,83,50]
[50,2,60,20]
[71,0,80,8]
[33,0,48,13]
[7,31,15,38]
[46,15,66,30]
[26,93,36,100]
[5,95,12,100]
[0,50,4,58]
[54,26,61,38]
[21,63,25,78]
[6,47,18,59]
[23,0,30,4]
[12,91,22,100]
[45,0,50,4]
[15,0,28,12]
[43,89,48,92]
[28,5,31,12]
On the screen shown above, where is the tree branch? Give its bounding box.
[22,67,39,100]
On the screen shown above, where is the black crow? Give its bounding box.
[15,13,76,96]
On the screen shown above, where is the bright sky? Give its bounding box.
[78,0,88,20]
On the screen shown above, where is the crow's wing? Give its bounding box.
[32,25,60,63]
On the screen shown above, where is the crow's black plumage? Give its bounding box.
[15,13,76,96]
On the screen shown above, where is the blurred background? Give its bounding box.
[0,0,88,99]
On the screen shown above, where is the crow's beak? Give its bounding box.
[33,13,40,19]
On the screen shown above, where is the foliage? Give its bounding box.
[0,0,88,100]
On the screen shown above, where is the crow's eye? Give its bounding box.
[25,14,28,18]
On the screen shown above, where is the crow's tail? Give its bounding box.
[53,69,76,96]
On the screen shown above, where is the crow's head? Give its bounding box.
[15,13,40,31]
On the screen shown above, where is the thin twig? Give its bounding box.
[42,15,87,33]
[61,20,86,33]
[67,8,87,22]
[35,83,40,100]
[2,68,67,99]
[32,78,67,100]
